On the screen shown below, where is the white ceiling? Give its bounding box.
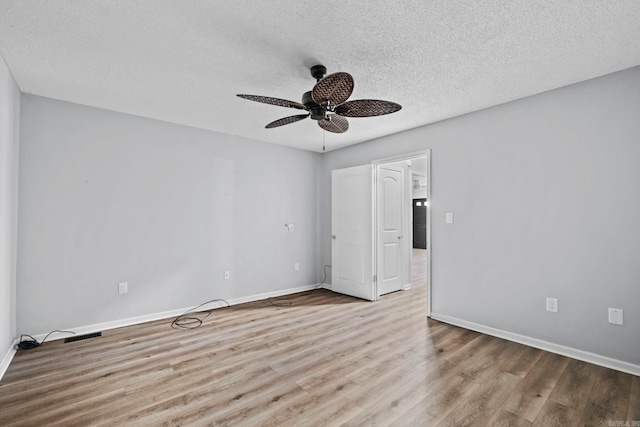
[1,1,639,152]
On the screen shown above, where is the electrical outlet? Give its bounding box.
[546,297,558,313]
[608,308,623,325]
[224,271,230,280]
[118,282,128,294]
[294,262,300,271]
[445,212,454,224]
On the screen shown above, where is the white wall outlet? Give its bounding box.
[118,282,128,294]
[608,308,623,325]
[546,297,558,313]
[224,270,230,280]
[445,212,454,224]
[294,262,300,271]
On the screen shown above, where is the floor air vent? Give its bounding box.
[64,332,102,343]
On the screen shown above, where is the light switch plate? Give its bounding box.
[445,212,454,224]
[608,308,623,325]
[118,282,128,294]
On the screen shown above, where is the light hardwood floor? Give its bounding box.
[1,249,638,426]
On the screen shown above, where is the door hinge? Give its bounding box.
[373,275,377,283]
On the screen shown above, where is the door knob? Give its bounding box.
[332,235,337,239]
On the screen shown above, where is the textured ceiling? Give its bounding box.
[1,1,639,152]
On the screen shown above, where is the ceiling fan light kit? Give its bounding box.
[237,65,402,134]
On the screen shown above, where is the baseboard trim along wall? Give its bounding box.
[0,339,18,381]
[430,313,640,377]
[0,283,320,381]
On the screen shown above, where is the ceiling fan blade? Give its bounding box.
[317,114,349,133]
[335,99,402,117]
[265,114,310,129]
[311,72,354,106]
[237,94,307,110]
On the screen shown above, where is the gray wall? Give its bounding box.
[17,95,319,334]
[12,65,640,368]
[0,55,20,360]
[320,66,640,365]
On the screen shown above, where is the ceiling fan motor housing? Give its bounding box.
[302,91,326,120]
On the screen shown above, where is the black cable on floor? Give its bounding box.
[17,330,76,350]
[171,298,230,329]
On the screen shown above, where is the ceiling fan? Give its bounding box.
[237,65,402,133]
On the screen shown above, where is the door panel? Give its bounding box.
[383,243,398,279]
[337,243,365,283]
[383,178,400,229]
[331,165,375,301]
[378,166,403,295]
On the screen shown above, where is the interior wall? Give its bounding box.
[0,55,20,361]
[17,95,320,335]
[411,157,428,200]
[320,66,640,366]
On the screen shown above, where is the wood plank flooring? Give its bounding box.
[0,249,638,426]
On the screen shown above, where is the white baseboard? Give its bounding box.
[430,313,640,377]
[27,283,321,344]
[0,283,321,382]
[0,339,18,381]
[223,283,320,306]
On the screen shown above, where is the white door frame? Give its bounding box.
[372,150,432,316]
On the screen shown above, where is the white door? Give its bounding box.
[377,166,404,295]
[331,165,375,301]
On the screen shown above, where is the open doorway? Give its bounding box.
[373,151,430,313]
[409,159,428,295]
[330,151,431,313]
